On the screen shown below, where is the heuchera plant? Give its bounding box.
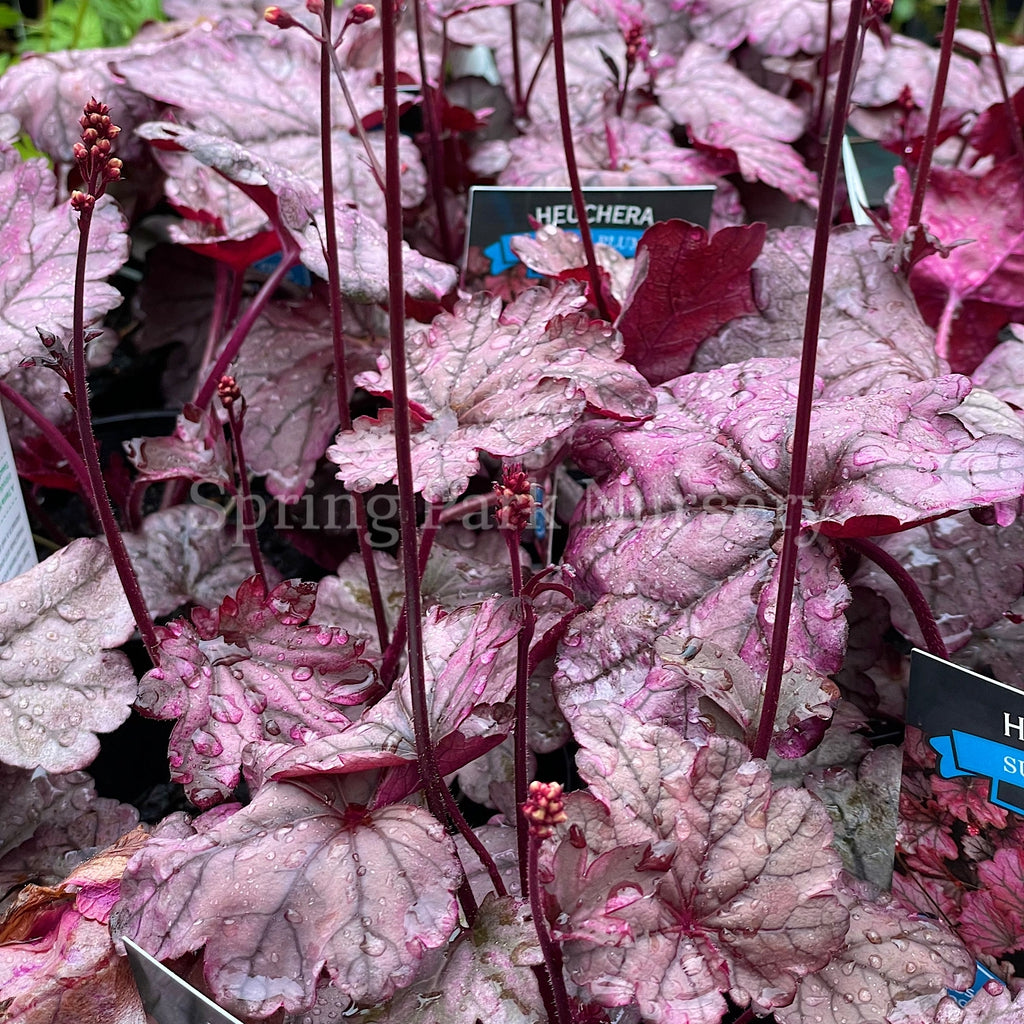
[3,0,1024,1020]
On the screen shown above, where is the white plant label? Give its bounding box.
[0,406,36,583]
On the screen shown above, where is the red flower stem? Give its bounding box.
[71,205,160,664]
[440,780,507,900]
[813,0,834,138]
[413,0,456,262]
[509,5,525,119]
[193,240,301,410]
[320,0,390,655]
[503,528,535,897]
[549,0,609,321]
[843,536,949,660]
[0,380,91,499]
[527,834,572,1024]
[906,0,961,232]
[979,0,1024,166]
[523,36,554,115]
[381,0,449,827]
[224,401,266,582]
[753,0,867,762]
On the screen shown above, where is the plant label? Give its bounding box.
[122,937,245,1024]
[907,650,1024,816]
[464,185,715,275]
[946,961,1003,1006]
[0,406,36,584]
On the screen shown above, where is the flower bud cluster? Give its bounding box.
[217,375,242,408]
[71,98,122,212]
[522,780,567,839]
[494,463,537,534]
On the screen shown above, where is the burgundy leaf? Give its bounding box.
[114,779,462,1016]
[123,505,269,619]
[136,576,377,807]
[0,766,139,915]
[356,893,544,1024]
[124,402,233,489]
[0,145,127,378]
[616,220,765,384]
[543,702,847,1022]
[328,283,655,502]
[693,226,943,397]
[677,0,850,55]
[777,875,973,1024]
[0,539,137,773]
[888,161,1024,374]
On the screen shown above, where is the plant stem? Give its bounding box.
[193,241,301,410]
[71,205,160,664]
[549,0,609,321]
[0,380,92,499]
[509,5,525,119]
[906,0,961,233]
[223,397,266,582]
[753,0,868,762]
[979,0,1024,165]
[413,0,456,262]
[381,0,448,827]
[843,536,949,659]
[320,0,390,656]
[527,835,573,1024]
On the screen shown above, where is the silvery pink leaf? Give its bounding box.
[544,702,847,1022]
[693,226,943,397]
[124,403,233,489]
[114,778,462,1017]
[510,224,635,304]
[253,597,526,802]
[315,526,528,655]
[656,43,816,200]
[777,875,973,1024]
[888,162,1024,374]
[123,505,268,619]
[0,42,163,165]
[616,220,765,384]
[0,766,138,914]
[677,0,850,55]
[0,146,127,378]
[0,539,137,773]
[301,200,458,304]
[117,21,374,141]
[356,893,544,1024]
[973,335,1024,413]
[329,284,655,501]
[957,980,1024,1024]
[496,117,733,190]
[135,577,376,808]
[0,830,151,1024]
[852,513,1024,654]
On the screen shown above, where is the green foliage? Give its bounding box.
[0,0,165,67]
[891,0,1024,42]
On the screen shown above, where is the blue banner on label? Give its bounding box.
[946,961,1003,1007]
[931,731,1024,814]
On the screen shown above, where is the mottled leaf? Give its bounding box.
[959,848,1024,958]
[136,576,376,807]
[124,402,233,489]
[0,539,137,773]
[114,779,462,1016]
[544,702,847,1023]
[329,283,655,502]
[677,0,850,55]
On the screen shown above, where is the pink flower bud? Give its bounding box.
[70,190,95,211]
[264,5,297,27]
[306,0,324,12]
[349,3,376,23]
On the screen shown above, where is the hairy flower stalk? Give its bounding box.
[69,99,160,664]
[495,464,541,895]
[217,375,267,583]
[522,781,573,1024]
[318,0,390,655]
[550,0,609,320]
[754,0,868,761]
[979,0,1024,166]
